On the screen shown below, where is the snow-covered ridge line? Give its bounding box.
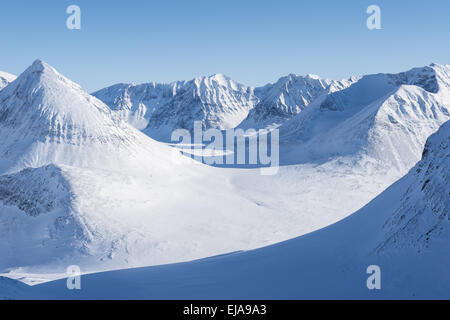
[0,70,16,91]
[93,64,448,136]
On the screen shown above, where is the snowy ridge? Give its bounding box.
[280,64,450,174]
[92,81,185,130]
[0,70,16,91]
[143,74,258,141]
[239,74,355,129]
[0,60,187,175]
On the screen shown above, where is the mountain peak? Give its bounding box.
[0,70,16,91]
[305,73,321,80]
[197,73,233,86]
[27,59,56,75]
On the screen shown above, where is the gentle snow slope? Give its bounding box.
[7,120,448,300]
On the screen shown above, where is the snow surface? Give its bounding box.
[4,120,449,299]
[0,70,16,91]
[0,61,449,294]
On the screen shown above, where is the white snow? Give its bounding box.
[0,60,449,298]
[5,120,449,299]
[0,70,16,91]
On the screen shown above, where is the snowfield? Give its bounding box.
[0,60,449,299]
[3,120,449,299]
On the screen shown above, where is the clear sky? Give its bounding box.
[1,0,449,92]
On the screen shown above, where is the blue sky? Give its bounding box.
[0,0,449,92]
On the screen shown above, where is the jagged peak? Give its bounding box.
[305,73,321,80]
[194,73,235,87]
[29,59,53,72]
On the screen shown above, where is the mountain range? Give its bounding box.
[0,60,448,298]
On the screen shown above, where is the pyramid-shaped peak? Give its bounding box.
[25,59,59,76]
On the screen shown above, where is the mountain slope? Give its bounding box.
[12,121,449,299]
[143,74,258,141]
[0,60,215,280]
[92,81,185,130]
[0,70,16,91]
[0,60,185,175]
[95,74,259,141]
[280,64,450,174]
[239,74,354,130]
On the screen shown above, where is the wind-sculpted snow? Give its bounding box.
[0,71,16,91]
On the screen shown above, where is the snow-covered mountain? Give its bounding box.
[143,74,258,141]
[7,120,449,299]
[92,81,185,130]
[239,74,355,130]
[0,60,185,175]
[375,120,450,253]
[0,70,16,91]
[94,74,259,141]
[0,61,449,297]
[0,60,207,279]
[280,64,450,174]
[94,73,356,136]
